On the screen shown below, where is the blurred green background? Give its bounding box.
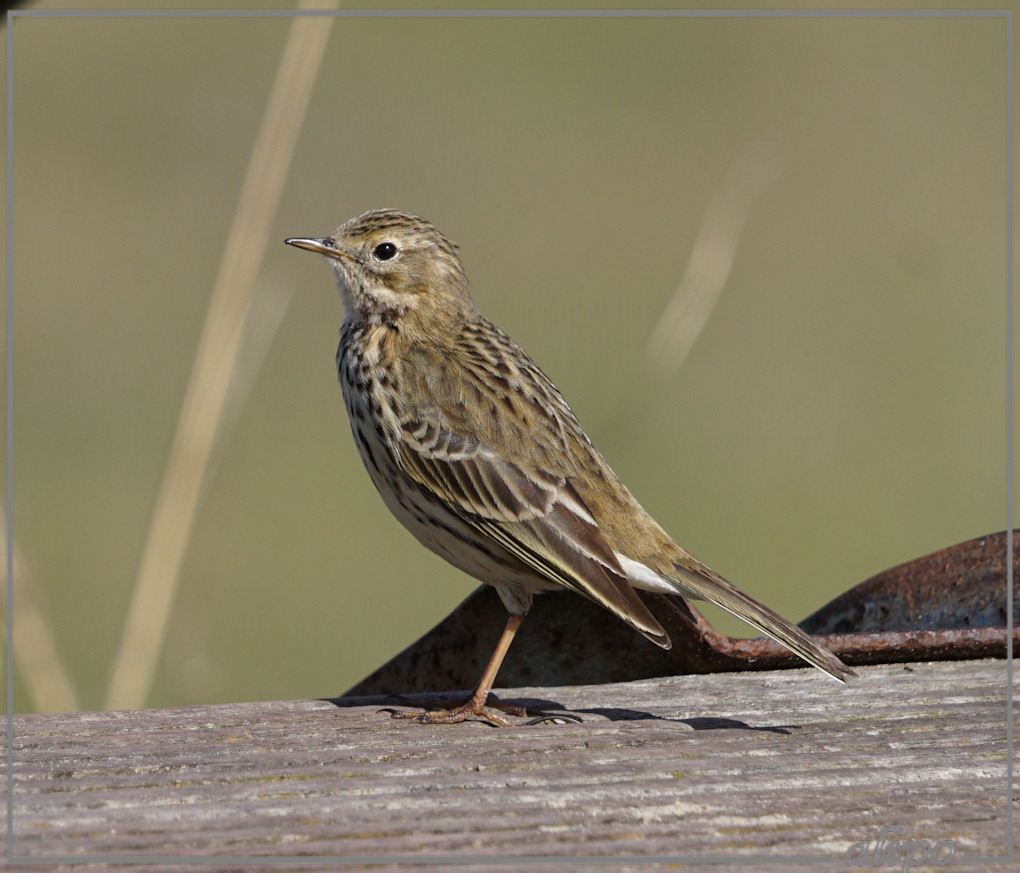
[4,2,1011,713]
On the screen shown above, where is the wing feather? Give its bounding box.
[395,334,669,647]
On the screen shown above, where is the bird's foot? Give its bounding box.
[382,692,580,727]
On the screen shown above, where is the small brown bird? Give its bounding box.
[287,209,854,724]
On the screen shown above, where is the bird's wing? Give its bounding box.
[394,333,670,648]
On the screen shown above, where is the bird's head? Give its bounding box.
[287,208,471,327]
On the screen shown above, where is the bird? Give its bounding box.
[286,208,855,725]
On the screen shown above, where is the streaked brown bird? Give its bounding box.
[287,209,854,725]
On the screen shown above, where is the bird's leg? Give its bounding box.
[391,614,526,726]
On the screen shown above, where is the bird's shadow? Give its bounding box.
[324,694,794,734]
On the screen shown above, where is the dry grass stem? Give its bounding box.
[2,511,79,712]
[105,1,337,711]
[643,141,783,379]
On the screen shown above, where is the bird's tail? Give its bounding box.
[671,563,856,682]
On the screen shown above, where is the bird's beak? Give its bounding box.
[285,237,354,262]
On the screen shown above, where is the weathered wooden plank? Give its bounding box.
[4,660,1011,871]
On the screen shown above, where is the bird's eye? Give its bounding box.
[373,242,398,261]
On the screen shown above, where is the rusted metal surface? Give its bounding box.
[801,530,1016,633]
[344,531,1016,696]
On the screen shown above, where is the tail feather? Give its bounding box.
[671,563,856,682]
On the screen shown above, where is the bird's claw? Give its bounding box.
[381,693,581,727]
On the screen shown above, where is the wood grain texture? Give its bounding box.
[4,659,1010,871]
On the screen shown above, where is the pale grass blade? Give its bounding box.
[106,1,337,711]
